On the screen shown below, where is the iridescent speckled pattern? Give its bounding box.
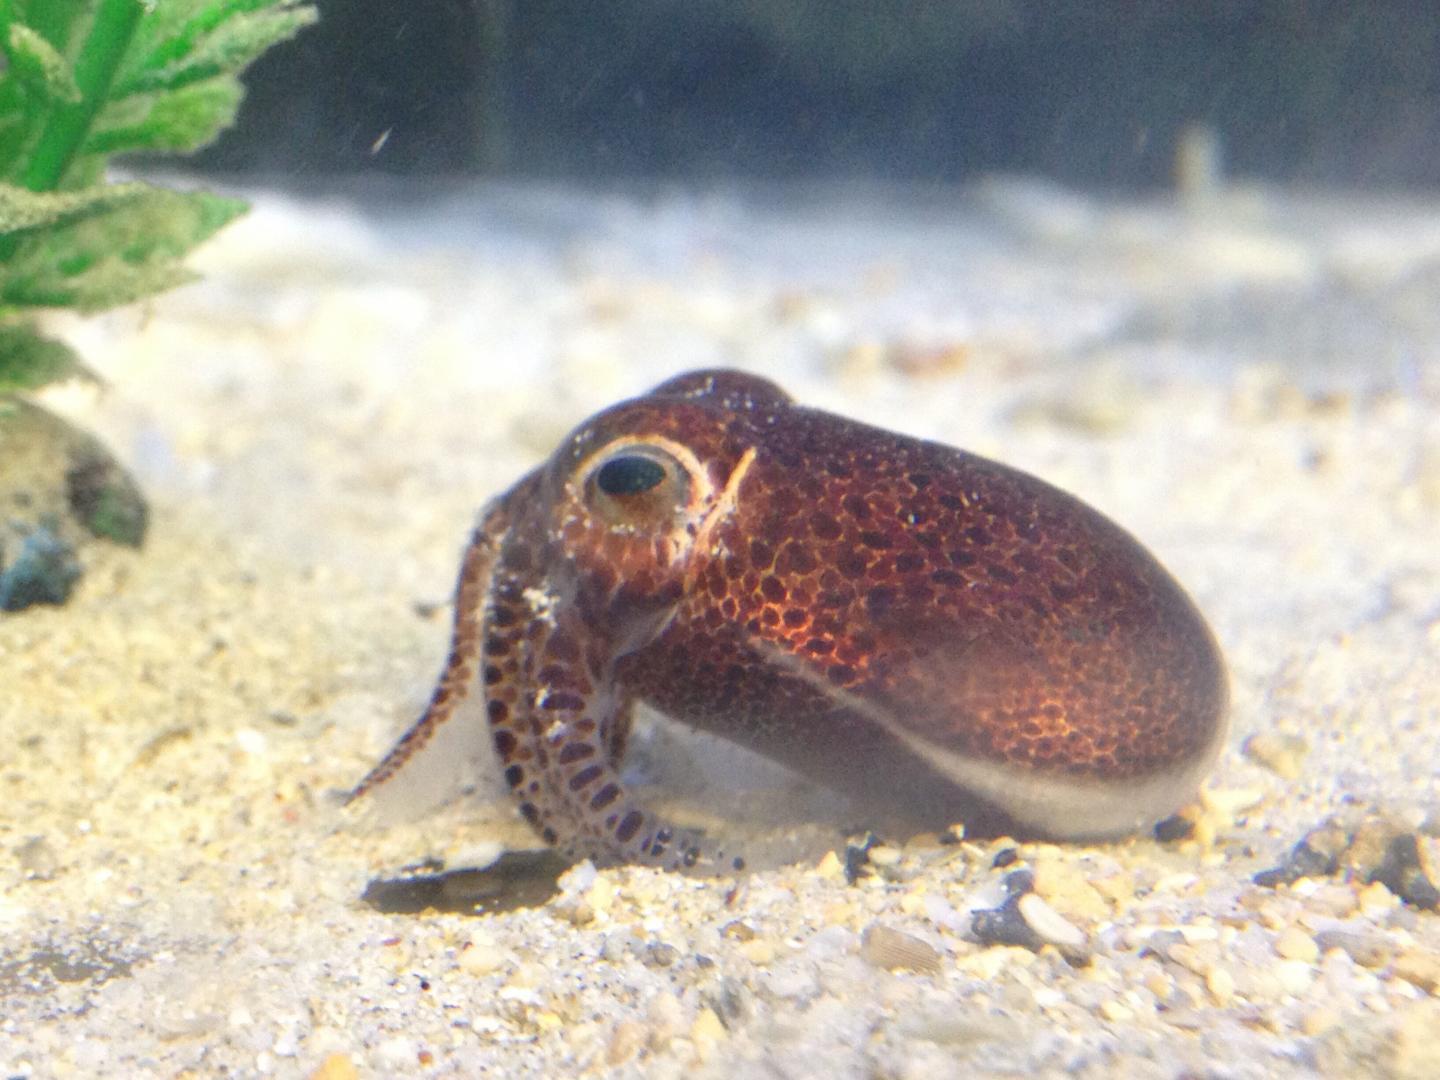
[354,370,1227,872]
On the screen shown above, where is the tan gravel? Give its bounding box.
[2,179,1439,1078]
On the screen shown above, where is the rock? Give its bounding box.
[843,830,881,884]
[0,526,80,610]
[65,446,147,545]
[972,895,1044,953]
[1363,833,1439,911]
[359,850,568,915]
[0,398,147,613]
[1255,812,1439,910]
[971,876,1089,964]
[1254,820,1347,887]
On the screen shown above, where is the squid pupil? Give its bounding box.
[597,455,666,496]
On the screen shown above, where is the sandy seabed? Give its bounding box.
[2,178,1440,1078]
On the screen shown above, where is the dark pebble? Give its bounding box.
[1001,868,1035,897]
[1368,834,1440,910]
[1253,837,1340,888]
[641,942,681,968]
[971,893,1045,952]
[66,451,147,546]
[1153,814,1195,843]
[0,527,81,611]
[702,977,749,1026]
[844,830,880,885]
[360,850,569,915]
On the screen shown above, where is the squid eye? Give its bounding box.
[596,455,667,496]
[584,444,691,527]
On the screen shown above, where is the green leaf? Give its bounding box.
[117,5,319,97]
[1,184,247,312]
[86,75,244,155]
[0,1,316,392]
[0,179,155,236]
[0,322,87,392]
[3,23,83,104]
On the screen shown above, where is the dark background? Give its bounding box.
[195,0,1440,189]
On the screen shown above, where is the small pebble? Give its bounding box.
[373,1036,419,1069]
[1153,813,1196,843]
[689,1007,725,1063]
[558,860,597,893]
[457,939,509,975]
[1275,926,1320,964]
[599,928,638,963]
[647,992,685,1051]
[738,939,776,966]
[641,942,680,969]
[558,899,595,926]
[867,844,903,869]
[814,849,846,881]
[1303,1006,1341,1036]
[16,836,59,878]
[1031,856,1109,920]
[1002,868,1036,897]
[1243,731,1309,779]
[1392,951,1440,994]
[1255,833,1342,888]
[606,1020,645,1066]
[1358,881,1399,916]
[1144,970,1174,1000]
[1161,941,1207,976]
[307,1053,358,1080]
[1099,999,1134,1023]
[1205,965,1236,1006]
[234,728,269,758]
[843,832,880,884]
[0,527,82,611]
[585,875,616,915]
[1016,893,1088,953]
[1274,959,1315,996]
[1316,928,1392,968]
[1200,785,1265,823]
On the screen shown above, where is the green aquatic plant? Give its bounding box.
[0,0,317,391]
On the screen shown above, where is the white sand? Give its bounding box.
[2,178,1439,1078]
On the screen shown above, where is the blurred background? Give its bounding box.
[194,0,1440,189]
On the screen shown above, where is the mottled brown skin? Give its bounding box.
[354,370,1227,871]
